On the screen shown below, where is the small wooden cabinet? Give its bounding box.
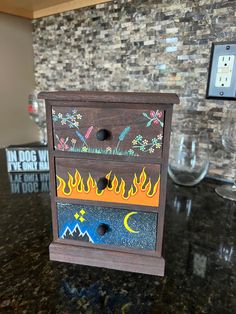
[40,91,179,276]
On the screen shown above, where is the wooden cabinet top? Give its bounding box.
[39,91,180,105]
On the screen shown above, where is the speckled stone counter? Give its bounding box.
[0,149,235,313]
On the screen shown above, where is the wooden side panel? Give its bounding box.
[155,106,173,256]
[45,99,59,242]
[55,158,161,208]
[52,105,164,159]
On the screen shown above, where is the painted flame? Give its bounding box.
[57,168,160,207]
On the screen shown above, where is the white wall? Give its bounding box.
[0,13,38,147]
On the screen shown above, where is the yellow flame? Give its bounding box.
[57,167,160,207]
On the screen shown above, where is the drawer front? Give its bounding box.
[52,105,164,159]
[55,158,161,207]
[57,203,157,250]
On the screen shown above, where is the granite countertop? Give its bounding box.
[0,150,236,314]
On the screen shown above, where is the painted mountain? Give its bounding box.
[61,224,94,243]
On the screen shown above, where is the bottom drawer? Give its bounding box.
[57,203,158,251]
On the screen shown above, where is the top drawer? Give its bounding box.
[51,104,165,160]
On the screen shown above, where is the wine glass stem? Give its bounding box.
[39,126,47,145]
[232,154,236,191]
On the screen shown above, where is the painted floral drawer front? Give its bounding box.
[57,203,157,250]
[55,158,161,208]
[52,105,164,159]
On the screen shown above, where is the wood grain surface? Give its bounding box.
[42,91,179,276]
[50,241,165,276]
[52,105,165,160]
[55,158,161,208]
[39,91,179,105]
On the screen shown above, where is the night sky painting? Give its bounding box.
[57,203,158,250]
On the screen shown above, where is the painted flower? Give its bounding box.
[52,109,55,115]
[155,143,161,149]
[135,135,143,141]
[82,146,88,152]
[143,110,164,128]
[57,138,69,151]
[132,139,138,145]
[61,119,66,125]
[157,111,162,118]
[106,146,112,152]
[143,139,148,145]
[157,134,163,140]
[128,149,135,155]
[58,113,63,118]
[71,138,77,144]
[77,114,82,119]
[152,138,158,145]
[140,146,145,152]
[72,109,77,114]
[74,121,79,127]
[150,110,156,118]
[149,148,154,153]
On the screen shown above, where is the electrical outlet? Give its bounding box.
[215,55,234,88]
[206,42,236,99]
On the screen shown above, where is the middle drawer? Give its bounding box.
[55,158,161,208]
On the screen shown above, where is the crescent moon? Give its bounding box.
[124,212,139,233]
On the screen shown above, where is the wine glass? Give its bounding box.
[168,114,209,186]
[28,92,47,145]
[215,107,236,201]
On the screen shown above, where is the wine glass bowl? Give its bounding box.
[168,130,209,186]
[222,113,236,153]
[215,107,236,201]
[28,93,47,145]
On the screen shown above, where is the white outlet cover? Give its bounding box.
[215,55,234,88]
[206,42,236,99]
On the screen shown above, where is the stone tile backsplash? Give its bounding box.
[32,0,236,181]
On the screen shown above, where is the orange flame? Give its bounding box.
[57,168,160,207]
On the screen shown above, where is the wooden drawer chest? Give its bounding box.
[40,91,179,276]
